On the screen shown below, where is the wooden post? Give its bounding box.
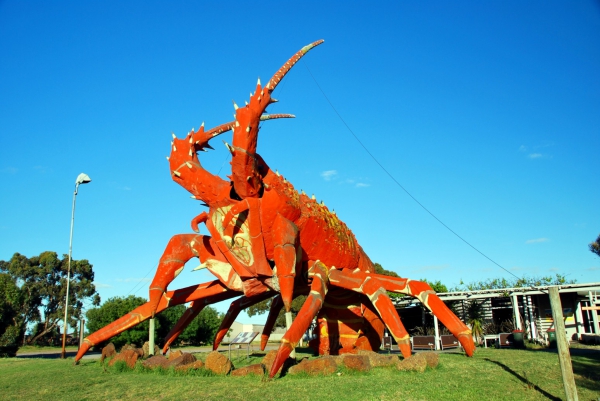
[511,294,522,330]
[149,318,155,356]
[549,286,578,401]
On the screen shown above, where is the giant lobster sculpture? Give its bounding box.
[75,40,474,377]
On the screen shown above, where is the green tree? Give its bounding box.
[86,296,149,349]
[0,273,25,356]
[155,304,222,346]
[0,252,100,345]
[420,279,448,293]
[590,234,600,258]
[453,274,576,292]
[192,306,223,345]
[373,262,399,278]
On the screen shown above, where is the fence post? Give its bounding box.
[549,286,578,401]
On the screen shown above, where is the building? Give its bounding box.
[221,321,286,344]
[393,282,600,348]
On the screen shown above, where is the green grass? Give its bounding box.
[1,347,599,401]
[17,345,79,354]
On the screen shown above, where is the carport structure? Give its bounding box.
[392,282,600,350]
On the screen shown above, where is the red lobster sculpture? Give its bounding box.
[75,40,474,377]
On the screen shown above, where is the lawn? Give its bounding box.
[1,347,598,400]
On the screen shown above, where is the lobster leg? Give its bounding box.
[328,269,412,358]
[148,234,229,316]
[75,280,240,362]
[332,270,475,356]
[272,214,300,332]
[212,292,275,350]
[357,298,386,351]
[260,294,284,350]
[260,289,310,350]
[380,275,475,356]
[269,261,329,378]
[161,300,205,354]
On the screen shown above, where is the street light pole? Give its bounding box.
[61,173,91,359]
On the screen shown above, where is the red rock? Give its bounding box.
[175,360,205,372]
[108,349,139,369]
[142,341,160,358]
[167,352,196,368]
[396,353,427,373]
[100,343,116,363]
[261,350,282,375]
[288,356,337,376]
[143,355,170,369]
[205,351,233,375]
[343,355,371,371]
[356,349,399,367]
[330,355,346,367]
[168,350,183,360]
[231,363,265,377]
[422,352,439,369]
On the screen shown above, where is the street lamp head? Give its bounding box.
[74,173,91,195]
[75,173,92,185]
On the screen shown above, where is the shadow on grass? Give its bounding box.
[516,346,600,394]
[570,354,600,393]
[483,358,561,401]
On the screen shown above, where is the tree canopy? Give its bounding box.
[452,274,576,292]
[590,234,600,258]
[0,252,100,346]
[0,273,24,356]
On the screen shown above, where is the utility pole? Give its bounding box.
[549,286,578,401]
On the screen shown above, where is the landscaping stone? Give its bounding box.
[100,343,116,363]
[231,363,265,377]
[120,343,143,357]
[205,351,233,375]
[175,360,205,372]
[168,349,183,360]
[396,353,427,373]
[288,356,337,376]
[167,352,196,368]
[143,355,170,369]
[108,349,139,369]
[356,350,399,367]
[422,352,439,369]
[343,354,371,371]
[261,350,282,375]
[142,341,160,358]
[330,355,346,367]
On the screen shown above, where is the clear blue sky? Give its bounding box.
[1,1,599,324]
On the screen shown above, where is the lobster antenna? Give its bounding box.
[266,40,324,92]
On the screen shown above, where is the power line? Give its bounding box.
[126,263,157,296]
[301,60,521,282]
